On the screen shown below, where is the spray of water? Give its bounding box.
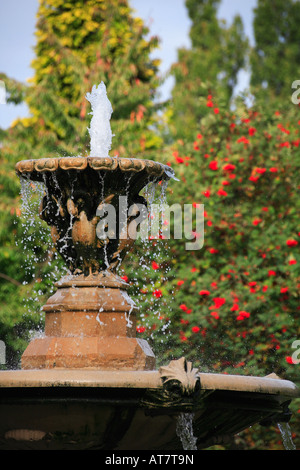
[176,412,198,450]
[18,177,66,340]
[277,422,296,450]
[127,180,175,352]
[86,82,114,158]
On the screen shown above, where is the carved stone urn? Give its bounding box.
[16,156,174,370]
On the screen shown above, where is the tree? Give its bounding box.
[167,0,248,139]
[250,0,300,98]
[12,0,162,157]
[0,0,161,367]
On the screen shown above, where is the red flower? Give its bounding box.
[280,287,289,293]
[199,290,210,296]
[248,127,257,136]
[249,175,259,182]
[252,218,262,226]
[153,289,162,298]
[179,304,188,311]
[121,275,129,282]
[289,259,297,265]
[136,326,146,333]
[223,163,236,171]
[277,124,290,134]
[192,326,201,333]
[269,167,278,173]
[268,270,276,276]
[286,356,295,365]
[177,280,184,286]
[230,304,239,311]
[286,239,298,247]
[217,189,228,196]
[213,297,226,308]
[202,190,211,198]
[209,160,218,170]
[236,311,250,320]
[211,311,220,319]
[175,156,185,163]
[237,136,250,144]
[214,108,219,114]
[206,100,214,108]
[151,261,159,270]
[208,248,219,254]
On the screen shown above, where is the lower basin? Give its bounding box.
[0,362,298,450]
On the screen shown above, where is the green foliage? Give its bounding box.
[0,73,27,105]
[250,0,300,98]
[168,0,248,139]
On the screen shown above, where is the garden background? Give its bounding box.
[0,0,299,450]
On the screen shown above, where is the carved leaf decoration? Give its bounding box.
[159,357,201,396]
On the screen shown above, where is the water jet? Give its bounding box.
[0,83,298,450]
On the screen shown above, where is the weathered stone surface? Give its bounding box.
[21,336,155,370]
[21,273,155,371]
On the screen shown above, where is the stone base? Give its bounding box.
[21,272,156,371]
[21,336,155,371]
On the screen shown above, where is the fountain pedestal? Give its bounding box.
[22,272,155,370]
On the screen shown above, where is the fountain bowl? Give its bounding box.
[0,358,298,450]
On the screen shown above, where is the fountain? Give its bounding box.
[0,83,298,450]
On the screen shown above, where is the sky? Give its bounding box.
[0,0,257,129]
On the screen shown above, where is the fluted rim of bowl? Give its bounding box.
[15,156,174,180]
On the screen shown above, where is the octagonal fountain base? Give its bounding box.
[0,359,298,450]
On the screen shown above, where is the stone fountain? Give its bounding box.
[0,83,298,450]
